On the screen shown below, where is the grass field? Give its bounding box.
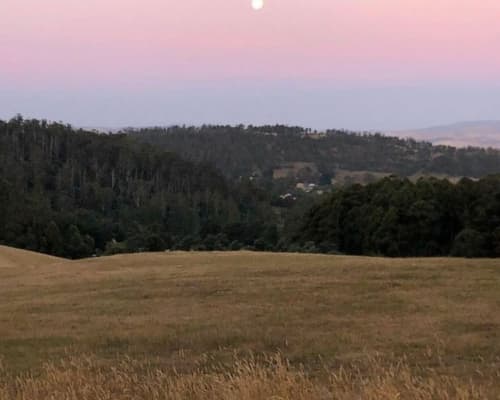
[1,246,500,398]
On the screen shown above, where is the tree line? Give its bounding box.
[1,117,499,259]
[293,176,500,258]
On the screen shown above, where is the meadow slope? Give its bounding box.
[0,245,63,269]
[1,248,500,398]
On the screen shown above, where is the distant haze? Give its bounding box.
[1,0,500,130]
[3,85,500,133]
[393,121,500,149]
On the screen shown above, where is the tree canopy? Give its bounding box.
[0,117,276,258]
[293,176,500,258]
[1,117,499,259]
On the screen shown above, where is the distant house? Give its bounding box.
[296,183,317,193]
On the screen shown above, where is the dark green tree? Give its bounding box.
[451,229,487,258]
[44,221,64,256]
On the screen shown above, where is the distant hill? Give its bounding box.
[130,125,500,186]
[394,121,500,149]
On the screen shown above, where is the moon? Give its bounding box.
[251,0,264,10]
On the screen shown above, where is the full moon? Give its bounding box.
[251,0,264,10]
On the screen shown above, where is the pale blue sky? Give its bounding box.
[2,82,500,131]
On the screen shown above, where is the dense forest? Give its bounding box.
[0,117,278,258]
[1,117,499,258]
[294,176,500,258]
[129,125,500,185]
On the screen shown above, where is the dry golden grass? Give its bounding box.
[1,353,499,400]
[1,247,500,398]
[0,245,63,269]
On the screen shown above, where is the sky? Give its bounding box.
[1,0,500,130]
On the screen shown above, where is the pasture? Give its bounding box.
[1,246,499,398]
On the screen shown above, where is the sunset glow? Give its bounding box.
[1,0,500,128]
[3,0,500,86]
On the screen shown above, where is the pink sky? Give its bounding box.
[2,0,500,130]
[2,0,500,87]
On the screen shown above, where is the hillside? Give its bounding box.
[1,249,500,398]
[0,245,63,268]
[2,117,500,260]
[0,117,276,259]
[394,121,500,149]
[129,125,500,186]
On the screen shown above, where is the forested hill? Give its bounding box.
[0,117,275,258]
[129,125,500,183]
